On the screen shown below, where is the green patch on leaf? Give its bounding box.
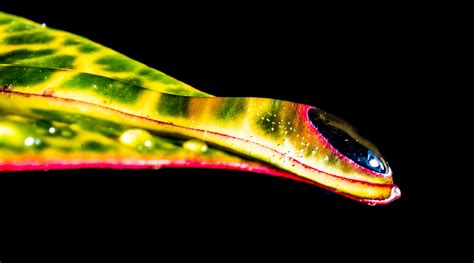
[0,49,55,64]
[4,32,55,45]
[0,18,13,25]
[81,141,112,152]
[25,55,76,69]
[138,68,178,84]
[63,73,142,104]
[78,43,100,53]
[96,55,136,72]
[157,94,190,117]
[0,65,53,86]
[257,100,284,138]
[216,98,246,120]
[63,38,82,46]
[7,22,38,32]
[120,77,143,87]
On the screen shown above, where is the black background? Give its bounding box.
[0,1,460,260]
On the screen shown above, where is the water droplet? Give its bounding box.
[41,23,47,28]
[119,128,155,151]
[183,139,208,153]
[368,158,380,168]
[24,137,35,146]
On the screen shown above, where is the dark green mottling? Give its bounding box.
[32,119,54,135]
[31,119,78,138]
[57,146,73,152]
[138,68,178,84]
[326,154,337,164]
[216,97,246,120]
[26,55,76,69]
[157,94,190,117]
[257,100,283,138]
[63,39,81,46]
[7,22,37,32]
[78,43,99,53]
[0,65,53,86]
[4,32,54,45]
[96,55,135,72]
[0,18,13,25]
[63,73,142,104]
[0,49,55,63]
[60,127,76,138]
[31,109,127,137]
[81,141,112,152]
[121,77,143,87]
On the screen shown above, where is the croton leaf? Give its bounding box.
[0,12,400,205]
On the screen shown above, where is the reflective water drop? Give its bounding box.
[0,121,43,148]
[119,128,155,151]
[24,137,35,146]
[48,127,57,135]
[183,139,208,153]
[369,158,380,168]
[23,136,42,148]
